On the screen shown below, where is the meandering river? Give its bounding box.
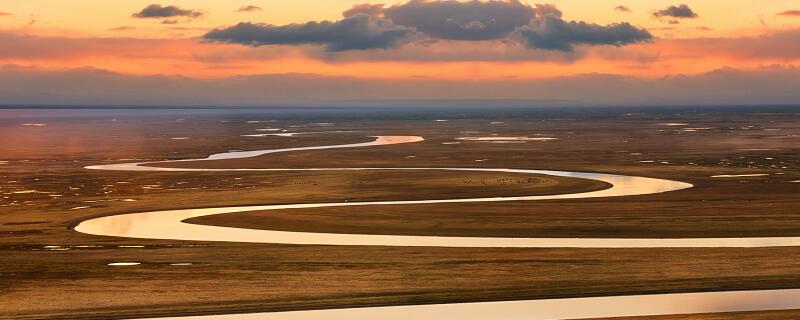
[74,135,800,319]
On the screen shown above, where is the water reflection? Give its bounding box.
[147,289,800,320]
[81,134,800,320]
[76,135,692,247]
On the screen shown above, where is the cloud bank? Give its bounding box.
[518,16,652,51]
[3,65,799,106]
[204,0,650,52]
[204,15,415,52]
[382,0,536,41]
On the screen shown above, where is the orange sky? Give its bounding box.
[1,0,800,104]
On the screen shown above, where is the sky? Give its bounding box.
[1,0,800,106]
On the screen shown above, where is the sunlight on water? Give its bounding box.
[74,134,800,320]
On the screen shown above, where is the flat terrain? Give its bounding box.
[604,309,800,319]
[2,108,800,319]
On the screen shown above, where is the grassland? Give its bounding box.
[1,108,800,319]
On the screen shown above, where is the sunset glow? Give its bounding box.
[2,0,800,105]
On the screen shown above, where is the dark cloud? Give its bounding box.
[204,1,649,52]
[615,5,631,12]
[305,39,589,63]
[236,5,262,13]
[517,15,652,51]
[653,4,698,19]
[0,12,12,17]
[778,10,800,17]
[203,15,415,51]
[132,4,203,19]
[382,0,537,41]
[343,4,385,18]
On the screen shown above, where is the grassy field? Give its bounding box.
[2,108,800,319]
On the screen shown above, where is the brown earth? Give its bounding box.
[1,109,800,319]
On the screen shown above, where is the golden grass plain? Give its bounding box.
[2,110,799,319]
